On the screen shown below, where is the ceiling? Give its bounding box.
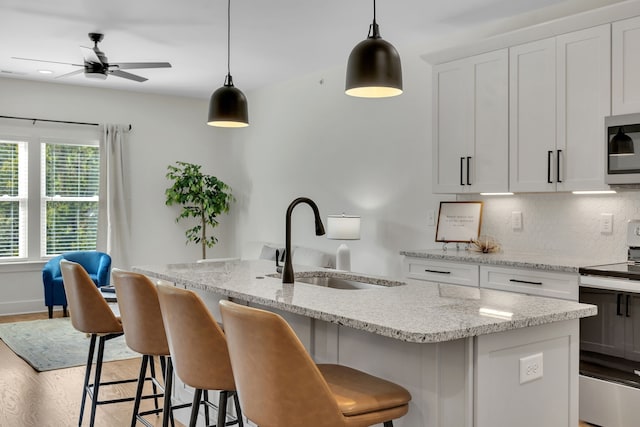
[0,0,618,99]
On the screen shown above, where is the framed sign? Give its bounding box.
[435,201,483,243]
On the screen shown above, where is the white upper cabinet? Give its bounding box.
[613,16,640,115]
[510,25,611,192]
[556,25,611,192]
[509,38,557,193]
[433,49,508,194]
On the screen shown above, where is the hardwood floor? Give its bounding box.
[0,310,181,427]
[0,310,598,427]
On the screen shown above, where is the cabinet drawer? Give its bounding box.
[405,258,479,287]
[480,266,578,301]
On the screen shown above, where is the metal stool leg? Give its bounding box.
[204,390,210,426]
[131,355,150,427]
[79,333,97,426]
[384,422,394,427]
[88,335,108,427]
[217,391,228,427]
[188,389,202,427]
[233,391,244,427]
[161,357,175,427]
[149,356,160,411]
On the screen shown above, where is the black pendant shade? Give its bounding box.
[208,74,249,128]
[610,127,634,156]
[207,0,249,128]
[345,1,402,98]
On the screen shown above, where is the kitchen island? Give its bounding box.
[134,259,596,427]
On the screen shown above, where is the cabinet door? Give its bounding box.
[509,38,557,192]
[579,288,626,358]
[469,49,509,193]
[432,59,471,193]
[556,25,611,192]
[613,16,640,115]
[624,293,640,362]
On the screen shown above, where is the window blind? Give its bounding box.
[41,142,99,256]
[0,140,27,258]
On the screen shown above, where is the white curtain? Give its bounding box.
[97,124,130,269]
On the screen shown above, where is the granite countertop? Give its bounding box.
[400,248,623,273]
[134,259,595,344]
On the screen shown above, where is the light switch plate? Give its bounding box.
[520,352,543,384]
[600,213,613,234]
[427,210,436,226]
[511,211,523,231]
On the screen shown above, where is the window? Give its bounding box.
[41,142,100,255]
[0,123,99,262]
[0,140,27,258]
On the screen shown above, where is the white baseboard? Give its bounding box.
[0,300,47,316]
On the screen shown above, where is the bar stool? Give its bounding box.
[59,260,138,427]
[112,269,191,427]
[156,284,243,427]
[219,300,412,427]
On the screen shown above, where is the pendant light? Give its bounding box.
[207,0,249,127]
[609,127,634,156]
[345,0,402,98]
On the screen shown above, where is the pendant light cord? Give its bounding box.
[224,0,234,86]
[227,0,231,76]
[368,0,380,39]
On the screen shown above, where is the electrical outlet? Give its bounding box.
[600,213,613,234]
[511,211,523,231]
[520,353,543,384]
[427,210,436,226]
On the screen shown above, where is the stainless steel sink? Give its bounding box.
[265,273,406,290]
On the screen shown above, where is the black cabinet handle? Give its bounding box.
[425,269,451,275]
[626,294,631,318]
[547,151,553,183]
[466,156,472,185]
[557,149,562,183]
[509,279,543,286]
[460,157,465,186]
[617,293,623,316]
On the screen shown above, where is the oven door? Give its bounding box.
[579,283,640,383]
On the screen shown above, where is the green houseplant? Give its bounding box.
[165,161,233,259]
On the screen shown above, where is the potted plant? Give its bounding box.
[165,161,234,259]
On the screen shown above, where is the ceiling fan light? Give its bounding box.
[207,77,249,128]
[346,37,402,98]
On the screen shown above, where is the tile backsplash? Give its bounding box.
[458,191,640,262]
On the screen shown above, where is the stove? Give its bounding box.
[579,219,640,287]
[579,261,640,280]
[577,219,640,427]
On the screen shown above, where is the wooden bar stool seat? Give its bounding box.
[219,300,411,427]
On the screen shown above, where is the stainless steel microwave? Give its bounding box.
[606,113,640,184]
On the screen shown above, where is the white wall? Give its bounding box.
[0,77,238,314]
[232,52,451,278]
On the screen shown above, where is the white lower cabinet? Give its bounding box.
[405,257,479,287]
[480,265,579,301]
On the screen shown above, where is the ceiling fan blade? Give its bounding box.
[11,57,83,67]
[80,46,102,64]
[109,69,147,82]
[55,69,85,79]
[111,62,172,70]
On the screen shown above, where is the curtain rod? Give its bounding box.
[0,115,132,131]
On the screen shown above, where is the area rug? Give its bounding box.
[0,317,139,372]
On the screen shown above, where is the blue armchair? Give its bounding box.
[42,251,112,318]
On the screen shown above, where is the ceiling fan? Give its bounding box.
[12,33,171,82]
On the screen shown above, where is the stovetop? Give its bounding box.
[579,262,640,280]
